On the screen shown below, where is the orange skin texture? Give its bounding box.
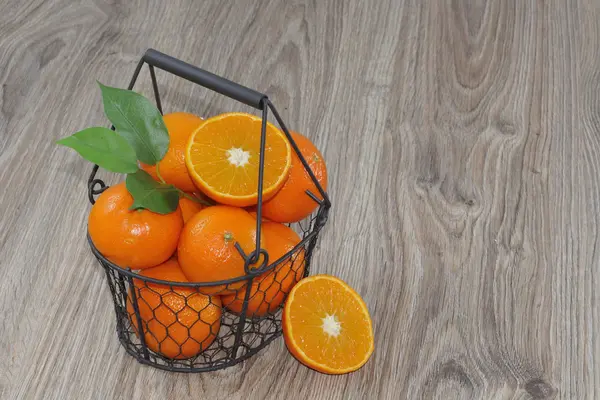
[88,182,183,269]
[179,195,205,223]
[261,131,328,223]
[141,112,203,192]
[177,206,264,294]
[222,221,305,317]
[282,299,303,368]
[127,260,222,359]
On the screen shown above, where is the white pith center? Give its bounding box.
[321,314,341,337]
[227,147,250,167]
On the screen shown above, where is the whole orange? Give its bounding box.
[141,112,203,192]
[177,206,264,294]
[179,195,205,223]
[222,221,305,317]
[88,182,183,269]
[126,259,222,359]
[261,131,328,223]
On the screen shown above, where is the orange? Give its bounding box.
[88,182,183,269]
[222,221,305,317]
[127,259,222,359]
[177,206,264,294]
[261,131,327,223]
[185,112,291,207]
[178,195,205,223]
[141,112,203,192]
[283,275,374,374]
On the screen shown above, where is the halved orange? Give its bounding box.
[283,275,374,374]
[185,113,292,207]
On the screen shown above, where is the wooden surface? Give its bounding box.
[1,0,598,399]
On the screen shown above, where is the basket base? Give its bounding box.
[117,328,282,373]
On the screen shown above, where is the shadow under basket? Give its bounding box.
[87,49,331,373]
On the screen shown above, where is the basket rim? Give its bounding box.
[87,220,323,288]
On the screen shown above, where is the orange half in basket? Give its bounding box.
[185,112,292,207]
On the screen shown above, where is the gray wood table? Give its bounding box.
[1,1,598,399]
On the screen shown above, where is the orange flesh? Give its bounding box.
[284,275,374,374]
[186,113,291,206]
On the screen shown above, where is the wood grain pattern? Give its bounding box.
[1,0,598,398]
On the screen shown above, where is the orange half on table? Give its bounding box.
[185,112,292,207]
[283,275,374,374]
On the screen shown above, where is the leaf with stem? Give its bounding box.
[98,82,169,165]
[126,170,179,214]
[56,127,139,173]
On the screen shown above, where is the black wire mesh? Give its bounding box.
[90,207,325,372]
[86,49,330,372]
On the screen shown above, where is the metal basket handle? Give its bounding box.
[88,49,330,212]
[143,49,266,109]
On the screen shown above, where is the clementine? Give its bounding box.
[141,112,203,192]
[185,112,291,207]
[127,259,222,359]
[261,131,327,223]
[88,182,183,269]
[177,206,264,294]
[283,275,374,374]
[178,195,204,223]
[222,221,305,317]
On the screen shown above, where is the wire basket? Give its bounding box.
[87,49,331,372]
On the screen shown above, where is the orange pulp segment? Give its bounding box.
[283,275,374,374]
[185,113,291,207]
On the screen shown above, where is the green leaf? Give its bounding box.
[56,127,139,173]
[126,170,179,214]
[98,82,169,165]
